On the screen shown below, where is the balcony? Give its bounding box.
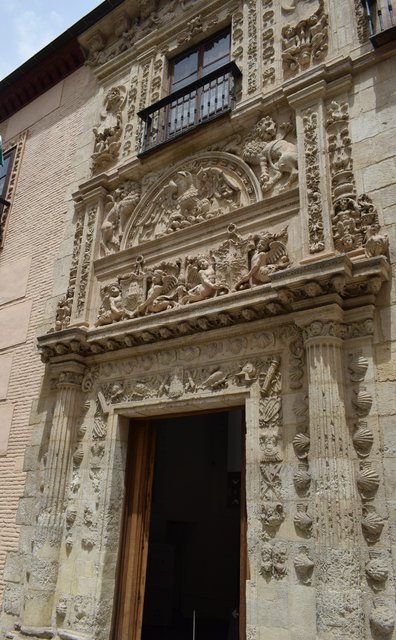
[363,0,396,47]
[138,61,242,156]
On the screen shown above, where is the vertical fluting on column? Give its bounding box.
[44,372,83,527]
[22,363,84,629]
[302,316,365,639]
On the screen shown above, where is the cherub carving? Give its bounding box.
[100,181,141,256]
[92,86,126,172]
[243,117,298,194]
[135,267,179,315]
[236,228,290,289]
[181,256,227,304]
[95,283,130,326]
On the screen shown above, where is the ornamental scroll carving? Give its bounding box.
[91,86,126,173]
[281,0,328,75]
[326,101,389,257]
[96,224,290,326]
[122,154,260,250]
[243,117,298,195]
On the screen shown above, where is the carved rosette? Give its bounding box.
[281,0,328,76]
[303,108,325,253]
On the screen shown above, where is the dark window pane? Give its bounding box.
[203,32,230,71]
[171,51,199,90]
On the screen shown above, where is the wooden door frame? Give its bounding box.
[113,409,247,640]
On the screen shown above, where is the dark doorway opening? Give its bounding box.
[141,410,243,640]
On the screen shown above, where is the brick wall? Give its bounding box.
[0,65,97,602]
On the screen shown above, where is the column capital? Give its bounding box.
[50,360,87,390]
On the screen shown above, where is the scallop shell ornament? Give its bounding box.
[370,605,395,636]
[353,423,374,457]
[294,548,314,584]
[72,444,84,467]
[293,465,311,492]
[353,390,373,415]
[365,556,389,589]
[348,354,369,382]
[356,463,380,496]
[294,505,313,534]
[362,507,385,543]
[293,432,310,458]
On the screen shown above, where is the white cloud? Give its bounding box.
[15,9,65,62]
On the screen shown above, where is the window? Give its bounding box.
[138,30,241,154]
[0,148,15,247]
[363,0,396,46]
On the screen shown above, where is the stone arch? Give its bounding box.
[122,152,261,249]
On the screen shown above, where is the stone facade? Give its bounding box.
[0,1,395,639]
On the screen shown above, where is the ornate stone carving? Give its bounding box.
[293,463,311,493]
[281,0,328,74]
[361,505,385,544]
[76,206,97,316]
[370,603,395,637]
[294,503,313,535]
[294,545,314,584]
[92,86,126,172]
[365,552,389,591]
[243,117,298,194]
[177,14,219,44]
[125,155,258,247]
[96,225,291,325]
[232,10,244,61]
[303,108,325,253]
[356,461,380,498]
[354,0,370,43]
[247,0,258,94]
[353,422,374,458]
[261,541,287,579]
[261,501,285,532]
[122,74,138,157]
[262,0,275,85]
[100,181,141,256]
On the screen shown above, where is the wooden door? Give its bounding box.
[113,422,156,640]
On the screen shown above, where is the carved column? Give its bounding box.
[22,361,85,629]
[297,307,364,640]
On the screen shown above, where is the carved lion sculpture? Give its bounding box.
[243,116,298,194]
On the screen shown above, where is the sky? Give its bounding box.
[0,0,103,81]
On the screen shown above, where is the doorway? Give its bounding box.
[114,410,246,640]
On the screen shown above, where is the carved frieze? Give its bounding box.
[96,225,291,326]
[91,86,126,172]
[243,116,298,195]
[281,0,328,75]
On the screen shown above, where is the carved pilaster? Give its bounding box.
[288,83,333,257]
[22,362,86,629]
[298,310,364,639]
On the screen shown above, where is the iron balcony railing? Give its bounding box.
[138,61,242,156]
[363,0,396,46]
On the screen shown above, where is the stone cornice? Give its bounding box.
[38,254,389,363]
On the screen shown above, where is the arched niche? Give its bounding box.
[122,152,261,250]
